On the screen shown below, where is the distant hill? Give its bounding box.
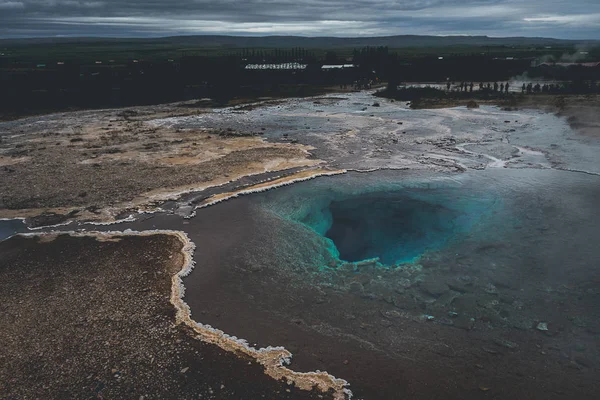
[1,34,598,48]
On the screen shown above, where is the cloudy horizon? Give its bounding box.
[0,0,599,40]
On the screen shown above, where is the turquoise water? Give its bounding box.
[259,171,500,268]
[325,193,473,264]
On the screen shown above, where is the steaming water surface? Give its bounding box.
[166,93,600,398]
[179,167,600,399]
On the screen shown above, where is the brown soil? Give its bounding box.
[0,233,330,400]
[0,104,319,221]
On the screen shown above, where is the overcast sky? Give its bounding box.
[0,0,599,39]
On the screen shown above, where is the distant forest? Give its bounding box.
[1,35,600,118]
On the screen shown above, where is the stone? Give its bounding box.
[574,343,586,352]
[498,294,515,304]
[512,317,534,331]
[483,283,498,295]
[379,319,393,327]
[569,316,588,328]
[454,315,475,330]
[493,338,518,349]
[392,294,418,311]
[380,309,405,319]
[447,278,471,293]
[355,273,372,285]
[349,281,364,295]
[435,290,460,307]
[574,356,594,368]
[482,347,499,355]
[491,273,512,288]
[395,278,413,291]
[452,294,478,315]
[536,322,549,331]
[420,277,449,297]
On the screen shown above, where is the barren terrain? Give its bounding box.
[0,233,330,400]
[0,102,321,223]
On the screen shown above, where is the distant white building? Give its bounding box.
[321,64,356,70]
[245,63,307,70]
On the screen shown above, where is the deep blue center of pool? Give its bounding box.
[322,193,464,264]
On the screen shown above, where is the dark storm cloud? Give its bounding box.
[0,0,599,38]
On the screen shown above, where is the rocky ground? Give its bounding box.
[398,93,600,138]
[515,95,600,138]
[0,233,329,400]
[0,102,320,222]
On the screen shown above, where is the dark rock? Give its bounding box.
[512,317,534,330]
[349,281,364,295]
[574,343,586,352]
[380,309,404,319]
[393,280,409,293]
[493,338,518,349]
[447,278,471,293]
[392,294,418,311]
[574,356,594,369]
[355,273,372,285]
[491,273,512,288]
[454,315,475,330]
[483,283,498,295]
[420,277,450,297]
[482,347,498,354]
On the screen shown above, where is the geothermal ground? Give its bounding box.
[1,91,599,399]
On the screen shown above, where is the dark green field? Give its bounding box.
[1,34,598,64]
[1,35,599,120]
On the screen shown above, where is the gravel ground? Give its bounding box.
[0,104,318,220]
[0,233,330,400]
